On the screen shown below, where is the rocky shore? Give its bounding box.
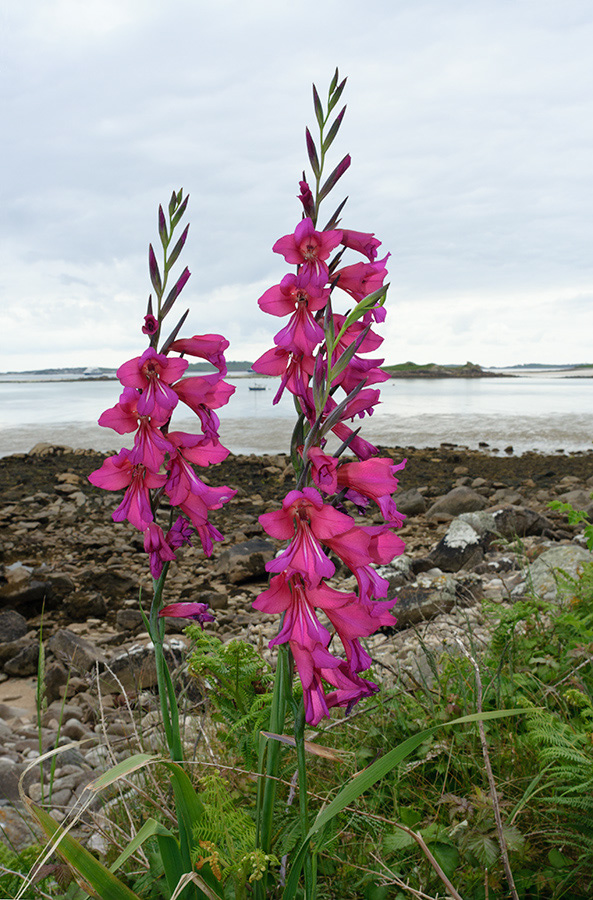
[1,442,592,848]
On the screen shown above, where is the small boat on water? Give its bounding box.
[249,385,266,391]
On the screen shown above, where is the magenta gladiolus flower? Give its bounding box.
[88,449,167,531]
[307,447,338,494]
[118,348,187,420]
[258,272,329,318]
[144,522,177,579]
[337,457,407,525]
[334,254,390,303]
[272,218,342,285]
[297,177,315,218]
[166,515,195,549]
[261,488,354,586]
[169,333,230,376]
[252,347,314,408]
[340,229,382,262]
[172,373,235,415]
[158,602,215,629]
[142,314,159,335]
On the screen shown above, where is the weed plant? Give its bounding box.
[173,560,593,899]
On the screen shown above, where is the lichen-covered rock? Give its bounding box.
[513,544,593,602]
[428,519,484,572]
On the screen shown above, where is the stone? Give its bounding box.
[98,643,158,693]
[390,573,458,628]
[115,609,144,631]
[79,566,139,600]
[513,544,593,602]
[0,805,42,848]
[557,489,593,515]
[0,758,20,803]
[428,519,484,573]
[61,718,89,741]
[425,486,488,519]
[3,643,39,676]
[0,609,28,643]
[0,575,53,614]
[395,489,427,516]
[459,506,554,541]
[63,591,108,620]
[45,572,76,596]
[47,628,106,673]
[214,537,276,584]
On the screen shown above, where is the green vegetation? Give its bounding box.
[11,524,593,898]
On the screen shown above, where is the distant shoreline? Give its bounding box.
[1,361,592,384]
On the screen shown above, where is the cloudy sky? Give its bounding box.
[2,0,592,371]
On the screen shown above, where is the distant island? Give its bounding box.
[382,361,509,379]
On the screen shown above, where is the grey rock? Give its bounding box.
[28,442,73,456]
[45,572,76,597]
[79,566,139,600]
[98,636,189,694]
[390,573,458,627]
[3,642,39,676]
[377,556,414,589]
[98,643,158,693]
[115,609,144,631]
[459,505,554,541]
[0,759,20,803]
[0,577,52,613]
[395,489,427,517]
[63,591,108,620]
[426,486,488,519]
[0,609,28,643]
[42,661,69,705]
[47,628,106,673]
[61,718,89,741]
[491,506,555,539]
[514,544,593,602]
[0,805,42,848]
[214,537,276,584]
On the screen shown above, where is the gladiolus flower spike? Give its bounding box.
[253,73,406,725]
[89,192,236,588]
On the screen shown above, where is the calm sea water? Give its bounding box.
[0,372,591,457]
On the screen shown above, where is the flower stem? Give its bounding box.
[148,564,184,761]
[255,642,290,899]
[293,698,315,897]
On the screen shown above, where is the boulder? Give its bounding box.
[97,636,189,694]
[428,519,484,573]
[459,506,554,540]
[79,566,139,600]
[214,537,276,584]
[62,591,108,620]
[0,609,28,643]
[390,572,458,628]
[3,642,39,676]
[513,544,593,603]
[0,568,53,613]
[47,629,106,673]
[426,487,488,519]
[395,489,427,517]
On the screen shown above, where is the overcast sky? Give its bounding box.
[2,0,592,371]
